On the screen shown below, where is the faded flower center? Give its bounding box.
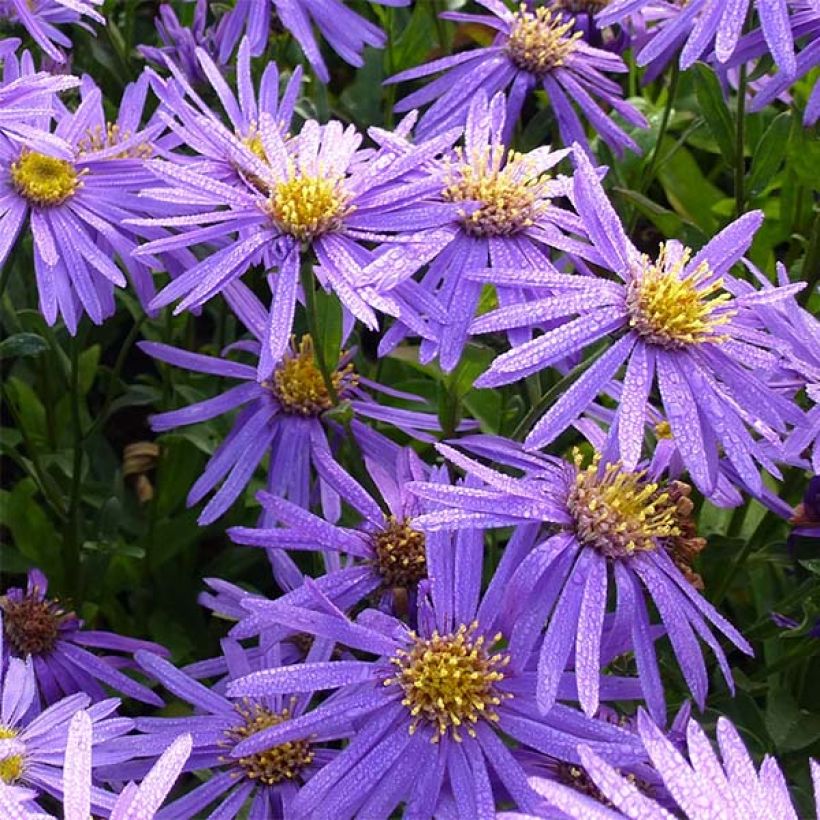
[385,623,510,743]
[0,594,65,655]
[567,451,680,559]
[224,701,314,786]
[268,170,349,241]
[443,147,549,237]
[505,5,581,77]
[11,151,79,206]
[267,335,356,416]
[0,726,23,784]
[665,481,707,589]
[626,245,734,349]
[554,760,651,807]
[76,123,152,158]
[372,516,427,587]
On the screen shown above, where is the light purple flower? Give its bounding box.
[515,709,820,819]
[0,0,103,63]
[473,146,805,497]
[1,569,167,707]
[409,437,753,720]
[217,0,409,83]
[225,504,646,818]
[387,0,647,154]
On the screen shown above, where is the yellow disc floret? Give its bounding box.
[567,450,681,559]
[224,700,314,786]
[11,151,79,207]
[626,244,734,349]
[268,168,350,241]
[505,4,581,77]
[385,623,511,743]
[0,726,23,785]
[268,335,356,416]
[443,146,550,237]
[76,123,152,158]
[372,516,427,587]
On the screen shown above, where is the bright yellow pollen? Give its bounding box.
[372,516,427,587]
[223,700,313,786]
[0,726,23,785]
[567,450,681,559]
[626,244,734,348]
[268,335,356,416]
[385,623,511,743]
[11,151,79,206]
[505,4,581,77]
[443,146,550,237]
[654,420,673,440]
[268,168,349,241]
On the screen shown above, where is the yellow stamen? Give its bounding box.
[372,516,427,587]
[11,151,79,206]
[76,123,152,158]
[626,244,734,348]
[0,726,23,784]
[505,4,582,77]
[384,623,511,743]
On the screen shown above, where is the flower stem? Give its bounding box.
[734,64,748,217]
[65,325,87,599]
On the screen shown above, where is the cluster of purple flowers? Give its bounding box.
[0,0,818,816]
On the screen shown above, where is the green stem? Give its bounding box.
[65,327,87,599]
[299,265,339,404]
[799,210,819,307]
[735,64,748,217]
[0,257,13,305]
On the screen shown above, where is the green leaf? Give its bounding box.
[0,479,62,578]
[0,332,48,360]
[692,64,736,166]
[748,113,791,196]
[314,287,343,373]
[615,187,685,237]
[78,344,101,395]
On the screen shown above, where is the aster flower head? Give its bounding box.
[140,283,461,525]
[409,437,753,721]
[225,495,646,818]
[1,569,167,707]
[0,0,103,63]
[128,640,330,818]
[520,709,820,819]
[473,146,806,498]
[0,653,133,813]
[217,0,410,83]
[387,0,647,154]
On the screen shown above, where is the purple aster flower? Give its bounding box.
[0,72,165,331]
[0,653,133,812]
[387,0,647,154]
[409,437,753,720]
[125,640,333,817]
[599,0,798,77]
[473,146,805,497]
[216,0,409,83]
[0,0,103,63]
[362,91,598,371]
[1,569,168,707]
[139,282,458,524]
[224,506,646,818]
[133,110,450,379]
[517,708,820,819]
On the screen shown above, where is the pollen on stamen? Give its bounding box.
[0,726,23,784]
[626,244,735,349]
[442,146,551,238]
[384,623,511,743]
[371,516,427,587]
[567,450,681,560]
[505,4,582,78]
[10,150,80,207]
[76,123,153,158]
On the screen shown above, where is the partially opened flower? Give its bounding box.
[225,509,645,817]
[473,147,805,497]
[216,0,409,83]
[0,0,104,63]
[409,438,753,720]
[516,709,820,819]
[1,569,167,706]
[387,0,646,153]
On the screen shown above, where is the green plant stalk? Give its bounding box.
[735,64,748,217]
[799,209,819,307]
[65,326,87,599]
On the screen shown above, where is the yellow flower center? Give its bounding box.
[567,451,681,559]
[0,726,23,785]
[505,5,581,77]
[443,147,550,237]
[224,701,314,786]
[267,335,356,416]
[0,594,65,656]
[267,169,350,241]
[385,623,511,743]
[372,516,427,587]
[626,244,734,349]
[654,420,673,440]
[244,132,267,163]
[75,123,152,158]
[10,151,79,206]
